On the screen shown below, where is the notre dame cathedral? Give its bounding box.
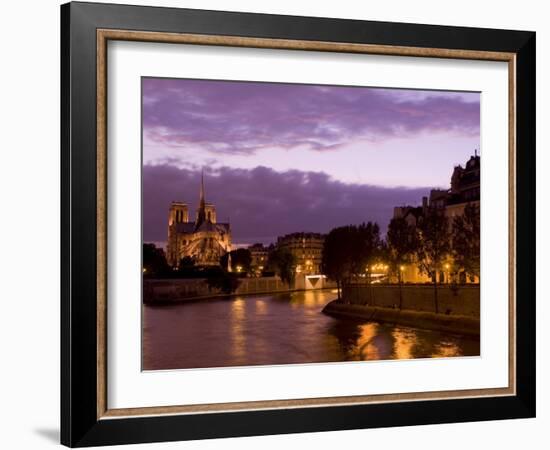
[166,173,231,267]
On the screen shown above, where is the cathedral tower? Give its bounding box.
[168,202,189,226]
[167,171,230,268]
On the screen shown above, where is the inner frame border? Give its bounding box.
[96,28,516,420]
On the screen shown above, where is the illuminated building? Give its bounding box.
[248,243,270,276]
[166,173,231,267]
[392,153,480,284]
[276,232,325,275]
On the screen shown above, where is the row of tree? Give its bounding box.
[143,243,297,294]
[144,204,479,307]
[322,204,480,313]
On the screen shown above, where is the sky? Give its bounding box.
[142,77,480,245]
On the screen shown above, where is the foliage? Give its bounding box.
[173,256,199,278]
[321,222,381,300]
[415,208,452,313]
[386,217,418,280]
[359,222,383,277]
[385,217,418,308]
[452,203,480,279]
[205,272,242,295]
[178,256,195,269]
[220,248,252,274]
[142,243,170,277]
[267,247,297,287]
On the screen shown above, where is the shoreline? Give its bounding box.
[322,300,480,337]
[144,286,336,304]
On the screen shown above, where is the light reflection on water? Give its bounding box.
[142,290,479,370]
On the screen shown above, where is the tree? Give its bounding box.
[205,272,242,295]
[452,203,480,281]
[416,208,451,313]
[267,247,296,287]
[322,226,356,300]
[386,217,418,309]
[321,222,381,301]
[143,243,169,277]
[175,256,197,278]
[358,222,382,285]
[220,248,252,274]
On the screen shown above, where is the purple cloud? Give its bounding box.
[143,165,432,244]
[143,78,480,156]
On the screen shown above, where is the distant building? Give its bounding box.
[248,243,270,276]
[276,232,325,275]
[443,154,481,223]
[166,173,231,267]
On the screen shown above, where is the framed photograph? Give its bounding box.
[61,2,536,447]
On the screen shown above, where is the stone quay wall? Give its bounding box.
[343,284,480,317]
[144,277,293,303]
[322,301,480,336]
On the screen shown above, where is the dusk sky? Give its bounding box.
[142,77,480,245]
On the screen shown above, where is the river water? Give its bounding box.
[142,289,479,370]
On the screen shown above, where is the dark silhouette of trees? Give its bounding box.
[322,222,381,301]
[143,243,170,277]
[205,272,242,294]
[267,247,296,287]
[178,256,195,269]
[174,256,198,278]
[220,248,252,274]
[322,226,356,300]
[386,217,418,309]
[452,203,480,281]
[359,222,382,285]
[416,208,451,313]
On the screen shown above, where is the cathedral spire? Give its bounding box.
[199,169,206,210]
[195,170,207,228]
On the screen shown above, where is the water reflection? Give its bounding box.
[392,329,414,360]
[230,298,246,362]
[143,290,479,370]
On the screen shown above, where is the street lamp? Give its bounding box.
[444,263,451,284]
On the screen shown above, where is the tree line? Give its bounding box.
[321,203,480,313]
[143,243,298,294]
[143,203,479,305]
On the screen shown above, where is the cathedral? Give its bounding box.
[166,173,231,267]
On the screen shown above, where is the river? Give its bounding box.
[142,289,479,370]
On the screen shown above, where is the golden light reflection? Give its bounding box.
[230,298,246,360]
[432,341,461,358]
[301,290,332,308]
[392,329,414,360]
[354,323,380,360]
[255,299,267,314]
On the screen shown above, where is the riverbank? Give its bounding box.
[343,283,480,316]
[144,277,337,304]
[322,300,480,336]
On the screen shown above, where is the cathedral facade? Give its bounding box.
[166,174,231,267]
